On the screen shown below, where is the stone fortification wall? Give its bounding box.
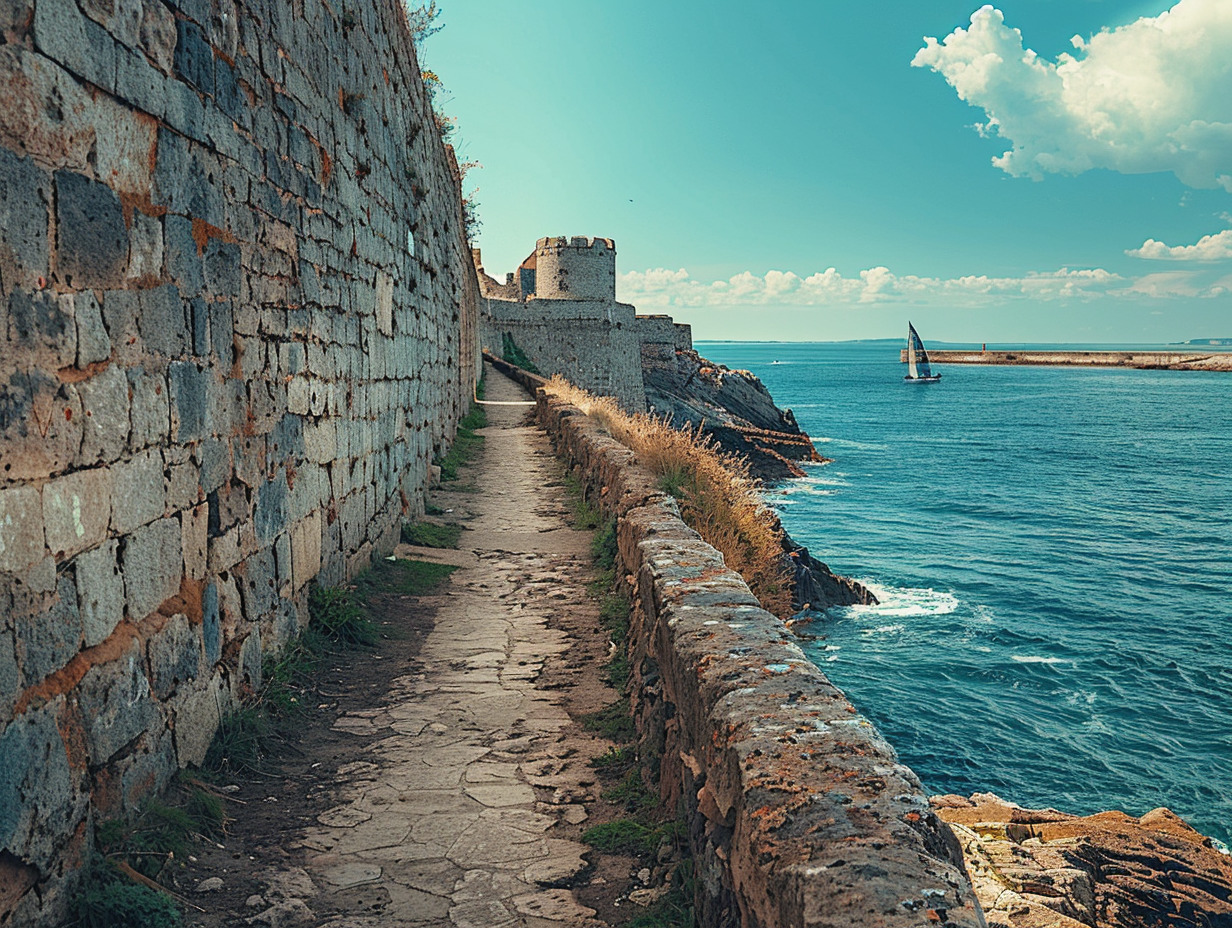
[0,0,480,921]
[531,235,615,301]
[481,297,646,411]
[636,314,692,381]
[486,357,983,927]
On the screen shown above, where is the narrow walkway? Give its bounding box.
[293,369,612,927]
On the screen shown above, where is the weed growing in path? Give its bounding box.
[401,521,463,548]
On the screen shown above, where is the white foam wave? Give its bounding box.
[1011,655,1069,665]
[839,582,960,619]
[862,624,906,636]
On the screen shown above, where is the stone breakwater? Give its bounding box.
[0,0,480,922]
[492,361,984,926]
[901,350,1232,371]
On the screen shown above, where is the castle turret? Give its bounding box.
[531,235,616,301]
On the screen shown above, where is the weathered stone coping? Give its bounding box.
[484,355,985,926]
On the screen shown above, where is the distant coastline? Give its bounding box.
[900,348,1232,372]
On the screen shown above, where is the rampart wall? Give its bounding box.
[0,0,480,921]
[481,297,646,411]
[487,356,984,927]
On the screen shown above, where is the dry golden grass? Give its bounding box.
[544,377,792,616]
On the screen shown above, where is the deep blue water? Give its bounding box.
[696,341,1232,846]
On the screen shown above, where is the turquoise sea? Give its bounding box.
[696,340,1232,846]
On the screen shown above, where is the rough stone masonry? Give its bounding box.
[0,0,481,922]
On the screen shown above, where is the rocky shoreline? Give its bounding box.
[641,348,877,612]
[933,793,1232,927]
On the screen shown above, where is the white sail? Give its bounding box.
[905,322,940,382]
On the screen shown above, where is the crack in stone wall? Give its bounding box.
[0,0,481,922]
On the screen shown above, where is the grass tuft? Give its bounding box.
[401,521,462,548]
[582,698,636,743]
[501,332,540,374]
[360,558,457,597]
[544,376,792,616]
[75,869,182,928]
[309,586,378,648]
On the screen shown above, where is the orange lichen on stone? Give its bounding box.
[191,217,238,254]
[13,625,142,715]
[159,577,205,624]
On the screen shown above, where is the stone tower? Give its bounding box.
[531,236,616,301]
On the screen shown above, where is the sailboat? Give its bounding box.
[904,322,942,383]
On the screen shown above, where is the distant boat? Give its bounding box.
[904,322,942,383]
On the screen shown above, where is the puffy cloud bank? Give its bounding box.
[911,2,1232,191]
[619,263,1231,309]
[1127,228,1232,260]
[620,266,1136,308]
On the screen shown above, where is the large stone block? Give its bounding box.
[201,580,220,665]
[0,485,44,573]
[127,364,170,451]
[110,448,165,535]
[173,17,214,96]
[0,626,18,716]
[203,238,241,298]
[8,288,76,370]
[139,283,189,358]
[42,466,111,560]
[14,570,82,684]
[33,0,117,93]
[99,289,140,362]
[76,361,130,466]
[76,638,158,763]
[290,512,321,590]
[126,210,164,280]
[169,361,209,442]
[121,516,181,619]
[162,213,202,292]
[182,501,207,580]
[0,147,50,290]
[209,300,234,369]
[167,457,201,510]
[0,699,84,872]
[115,41,168,118]
[237,546,277,622]
[0,371,83,482]
[199,438,230,495]
[75,539,124,647]
[146,612,200,698]
[172,674,221,768]
[254,474,288,546]
[53,170,127,289]
[72,290,112,366]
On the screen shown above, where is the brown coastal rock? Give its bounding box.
[931,793,1232,928]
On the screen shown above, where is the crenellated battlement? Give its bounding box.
[532,234,617,301]
[534,235,616,254]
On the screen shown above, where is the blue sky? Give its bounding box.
[425,1,1232,343]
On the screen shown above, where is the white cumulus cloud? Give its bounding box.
[618,266,1137,309]
[1126,228,1232,260]
[912,1,1232,190]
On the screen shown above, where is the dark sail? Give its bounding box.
[907,322,934,379]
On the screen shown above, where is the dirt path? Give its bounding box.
[181,368,623,927]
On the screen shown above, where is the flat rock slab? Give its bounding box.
[293,370,606,926]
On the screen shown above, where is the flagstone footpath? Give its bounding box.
[202,368,619,927]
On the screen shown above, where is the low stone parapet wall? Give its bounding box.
[489,354,984,926]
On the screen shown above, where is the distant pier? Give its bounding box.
[901,349,1232,372]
